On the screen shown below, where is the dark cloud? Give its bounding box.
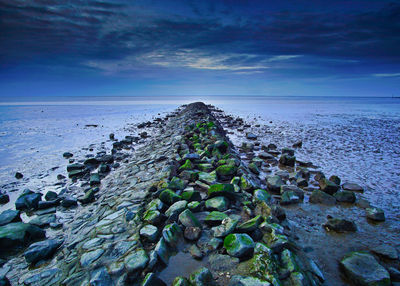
[0,0,399,74]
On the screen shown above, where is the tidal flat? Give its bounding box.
[0,98,399,285]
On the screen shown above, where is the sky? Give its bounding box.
[0,0,399,98]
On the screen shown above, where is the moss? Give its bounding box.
[216,164,237,177]
[179,159,193,171]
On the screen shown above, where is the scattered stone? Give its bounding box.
[44,191,58,201]
[165,200,188,218]
[172,276,190,286]
[78,188,96,204]
[229,275,271,285]
[266,176,284,193]
[208,184,235,199]
[205,211,228,226]
[237,215,263,233]
[212,217,239,238]
[162,223,182,246]
[15,172,23,179]
[340,251,390,286]
[179,209,202,228]
[319,178,339,195]
[29,214,56,228]
[63,152,73,158]
[159,189,182,205]
[24,239,63,264]
[329,175,341,186]
[224,233,255,258]
[90,173,101,186]
[253,189,271,204]
[279,154,295,167]
[142,273,166,286]
[61,196,77,207]
[189,244,203,259]
[366,207,385,222]
[0,193,9,204]
[342,182,364,193]
[309,190,336,206]
[323,218,357,232]
[334,191,356,203]
[246,133,257,140]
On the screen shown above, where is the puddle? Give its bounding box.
[158,251,205,284]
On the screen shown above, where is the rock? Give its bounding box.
[237,215,263,233]
[323,218,357,232]
[340,251,390,286]
[15,172,23,179]
[61,196,77,207]
[0,222,45,250]
[253,189,271,204]
[370,245,398,260]
[198,163,214,172]
[184,227,202,241]
[143,210,163,225]
[90,173,101,186]
[216,164,237,178]
[0,193,9,204]
[82,238,104,250]
[189,244,203,259]
[179,159,193,171]
[63,152,73,158]
[23,268,62,285]
[212,217,239,238]
[333,190,356,203]
[159,189,182,205]
[142,273,166,286]
[140,225,159,242]
[248,162,260,175]
[342,182,364,193]
[240,175,256,192]
[205,196,229,211]
[16,191,42,210]
[0,275,10,286]
[279,154,295,167]
[224,233,255,258]
[24,239,62,264]
[198,171,217,184]
[165,200,188,218]
[188,201,202,212]
[329,175,341,185]
[181,190,201,202]
[124,248,149,273]
[228,275,271,285]
[259,152,275,160]
[68,168,88,178]
[57,174,66,180]
[44,191,58,201]
[292,140,303,148]
[90,267,112,286]
[80,248,104,267]
[280,191,300,205]
[0,210,21,226]
[205,211,228,226]
[162,223,182,246]
[309,190,336,206]
[246,133,257,140]
[208,184,235,199]
[38,200,59,209]
[29,214,56,228]
[388,267,400,281]
[78,188,95,204]
[67,163,85,172]
[179,209,202,228]
[172,276,191,286]
[168,177,186,191]
[266,176,284,193]
[366,207,385,221]
[154,238,172,265]
[319,178,339,195]
[189,267,216,286]
[280,185,304,200]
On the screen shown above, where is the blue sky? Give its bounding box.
[0,0,399,98]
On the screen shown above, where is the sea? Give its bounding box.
[0,95,399,218]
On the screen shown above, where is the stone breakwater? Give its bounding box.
[0,102,396,285]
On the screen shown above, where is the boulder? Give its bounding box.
[216,164,237,178]
[237,215,263,233]
[179,209,201,228]
[340,251,390,286]
[224,233,255,258]
[205,211,228,226]
[159,189,182,205]
[0,210,21,226]
[0,222,45,250]
[24,239,62,264]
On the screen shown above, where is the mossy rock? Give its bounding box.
[216,164,237,178]
[208,184,235,199]
[159,189,182,205]
[319,178,339,195]
[198,164,214,172]
[168,177,186,191]
[172,276,190,286]
[253,189,271,204]
[266,176,284,193]
[180,170,199,182]
[188,201,202,212]
[179,159,194,171]
[189,267,216,286]
[205,211,228,226]
[198,171,217,184]
[224,233,255,258]
[179,209,202,228]
[162,223,182,247]
[237,215,263,233]
[143,210,162,225]
[205,196,229,211]
[240,175,256,192]
[181,191,202,202]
